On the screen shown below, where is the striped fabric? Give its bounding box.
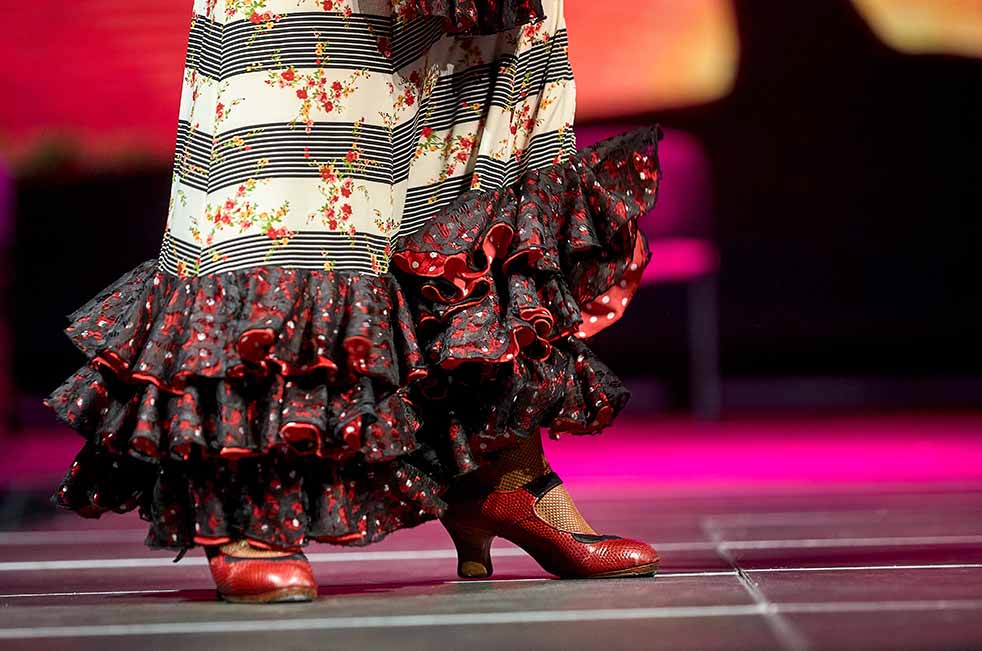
[160,0,576,277]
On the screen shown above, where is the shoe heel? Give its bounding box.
[445,522,495,579]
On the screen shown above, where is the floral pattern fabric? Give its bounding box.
[43,0,664,552]
[163,0,574,276]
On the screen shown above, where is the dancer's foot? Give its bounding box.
[440,433,659,579]
[204,539,318,603]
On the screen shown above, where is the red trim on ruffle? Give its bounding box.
[218,447,255,460]
[502,245,545,277]
[552,404,615,435]
[313,532,365,544]
[392,125,662,363]
[237,328,276,364]
[340,415,363,453]
[129,435,160,460]
[93,351,179,394]
[394,220,513,304]
[393,218,564,369]
[172,442,192,462]
[193,534,232,546]
[194,535,304,554]
[574,226,649,340]
[92,324,427,398]
[280,422,321,455]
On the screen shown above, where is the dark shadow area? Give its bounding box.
[592,0,982,395]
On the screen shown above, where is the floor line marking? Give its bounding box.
[447,578,549,585]
[0,572,740,597]
[2,564,969,594]
[0,605,772,639]
[447,571,739,584]
[721,536,982,550]
[3,600,982,639]
[655,570,739,577]
[775,599,982,614]
[750,563,982,573]
[705,521,811,651]
[0,589,181,599]
[4,536,982,572]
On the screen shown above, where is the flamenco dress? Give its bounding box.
[43,0,663,555]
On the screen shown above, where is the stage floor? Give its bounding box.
[1,413,982,650]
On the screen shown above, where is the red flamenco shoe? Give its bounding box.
[204,539,318,603]
[441,471,659,579]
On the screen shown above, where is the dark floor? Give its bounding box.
[2,414,982,650]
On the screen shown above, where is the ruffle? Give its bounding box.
[47,264,430,459]
[386,124,663,469]
[43,124,663,551]
[44,265,445,548]
[391,124,663,366]
[396,0,545,34]
[406,336,633,477]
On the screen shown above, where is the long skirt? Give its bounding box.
[43,0,663,551]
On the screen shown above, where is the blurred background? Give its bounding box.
[1,0,981,518]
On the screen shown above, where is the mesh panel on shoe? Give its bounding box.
[471,433,598,534]
[493,434,553,490]
[534,484,598,535]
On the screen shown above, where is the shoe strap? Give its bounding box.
[521,470,563,499]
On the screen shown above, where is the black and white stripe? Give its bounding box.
[159,229,393,276]
[159,123,575,276]
[399,127,577,233]
[187,13,456,80]
[174,31,573,193]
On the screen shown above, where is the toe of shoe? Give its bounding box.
[606,538,659,569]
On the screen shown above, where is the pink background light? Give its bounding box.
[544,413,982,495]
